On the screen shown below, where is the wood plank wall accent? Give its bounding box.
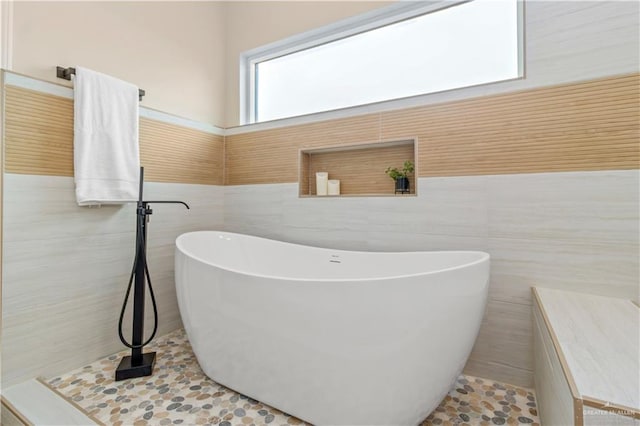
[226,114,380,185]
[225,73,640,185]
[139,119,223,185]
[301,141,415,196]
[4,86,224,185]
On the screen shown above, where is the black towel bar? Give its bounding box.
[56,66,146,100]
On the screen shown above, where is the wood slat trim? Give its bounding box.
[226,73,640,185]
[225,114,381,185]
[4,86,224,185]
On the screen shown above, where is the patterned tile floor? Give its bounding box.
[47,329,539,426]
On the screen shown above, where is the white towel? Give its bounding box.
[73,66,140,206]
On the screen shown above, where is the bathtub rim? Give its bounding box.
[176,230,490,283]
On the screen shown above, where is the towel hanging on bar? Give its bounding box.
[73,66,141,206]
[57,66,145,100]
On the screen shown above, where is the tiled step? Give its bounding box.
[2,378,99,425]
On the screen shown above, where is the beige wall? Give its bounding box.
[224,1,392,127]
[10,1,393,127]
[11,1,226,125]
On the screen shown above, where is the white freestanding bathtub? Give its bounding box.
[175,231,490,426]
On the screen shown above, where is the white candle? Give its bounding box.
[328,179,340,196]
[316,172,328,196]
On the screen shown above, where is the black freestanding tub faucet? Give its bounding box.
[115,166,189,381]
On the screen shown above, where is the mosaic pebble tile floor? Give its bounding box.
[47,329,540,426]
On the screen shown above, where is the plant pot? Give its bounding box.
[395,177,410,194]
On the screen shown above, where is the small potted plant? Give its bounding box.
[385,160,414,194]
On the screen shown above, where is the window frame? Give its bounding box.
[240,0,524,125]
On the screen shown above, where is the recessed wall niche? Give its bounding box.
[299,138,417,197]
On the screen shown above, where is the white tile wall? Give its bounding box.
[225,176,490,248]
[467,299,533,387]
[1,174,224,387]
[488,238,639,305]
[3,170,637,389]
[487,171,639,244]
[4,169,637,389]
[223,170,640,387]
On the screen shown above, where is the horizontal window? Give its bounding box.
[241,0,523,124]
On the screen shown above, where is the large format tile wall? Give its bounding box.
[1,73,225,387]
[223,0,640,387]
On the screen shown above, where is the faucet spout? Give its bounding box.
[145,200,190,209]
